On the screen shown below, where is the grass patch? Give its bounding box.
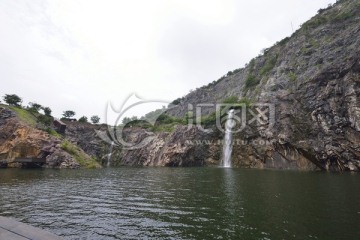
[46,128,62,138]
[288,71,297,82]
[61,140,100,169]
[8,106,37,127]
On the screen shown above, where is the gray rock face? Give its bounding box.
[160,0,360,171]
[119,126,220,166]
[46,149,80,169]
[85,0,358,171]
[0,107,16,125]
[63,122,122,166]
[2,1,359,172]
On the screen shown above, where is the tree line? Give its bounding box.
[1,94,100,124]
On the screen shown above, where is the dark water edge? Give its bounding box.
[0,167,359,240]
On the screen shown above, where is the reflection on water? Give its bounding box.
[0,168,359,239]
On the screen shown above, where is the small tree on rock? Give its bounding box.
[63,110,76,119]
[3,94,22,107]
[90,115,100,124]
[28,102,42,113]
[42,107,52,116]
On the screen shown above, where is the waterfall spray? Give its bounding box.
[107,141,114,167]
[222,109,235,168]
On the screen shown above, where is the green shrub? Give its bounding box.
[245,74,259,88]
[200,112,217,127]
[278,37,290,46]
[155,114,184,125]
[248,59,255,69]
[170,97,184,106]
[260,54,278,76]
[28,102,42,113]
[223,96,238,104]
[302,16,328,30]
[288,71,297,82]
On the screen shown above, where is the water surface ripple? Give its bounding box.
[0,168,359,239]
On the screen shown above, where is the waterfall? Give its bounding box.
[222,109,235,168]
[107,141,114,167]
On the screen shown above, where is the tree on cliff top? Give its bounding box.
[42,106,52,116]
[90,115,100,124]
[62,110,76,119]
[3,94,22,107]
[28,102,42,113]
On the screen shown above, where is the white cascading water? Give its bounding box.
[222,109,235,168]
[107,141,114,167]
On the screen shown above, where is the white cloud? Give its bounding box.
[0,0,336,123]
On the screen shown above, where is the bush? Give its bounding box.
[170,97,184,106]
[156,114,184,125]
[238,97,252,107]
[302,16,328,30]
[37,115,52,126]
[244,59,260,89]
[331,11,355,22]
[201,112,217,127]
[260,54,278,76]
[223,96,239,104]
[78,116,88,123]
[278,37,290,46]
[245,74,259,88]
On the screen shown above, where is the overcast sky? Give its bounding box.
[0,0,336,124]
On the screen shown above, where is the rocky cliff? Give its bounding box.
[119,0,360,171]
[0,106,100,168]
[1,0,359,172]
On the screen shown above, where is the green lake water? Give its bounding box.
[0,167,359,239]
